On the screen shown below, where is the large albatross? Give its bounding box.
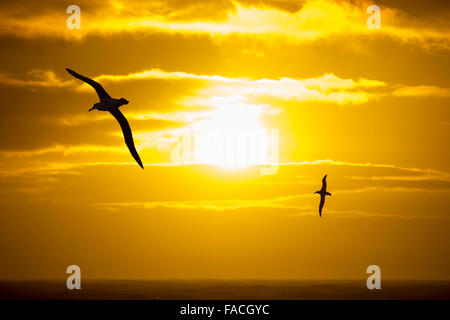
[66,68,144,169]
[314,174,331,217]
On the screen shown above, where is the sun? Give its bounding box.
[192,96,272,169]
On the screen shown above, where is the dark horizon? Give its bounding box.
[1,279,450,300]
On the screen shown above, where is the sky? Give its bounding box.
[0,0,449,280]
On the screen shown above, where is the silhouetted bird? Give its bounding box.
[314,174,331,217]
[66,68,143,169]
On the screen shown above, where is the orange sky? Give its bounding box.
[0,0,449,280]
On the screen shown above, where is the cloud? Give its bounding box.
[2,68,449,109]
[93,199,306,211]
[0,68,384,106]
[34,68,450,107]
[93,185,450,218]
[89,68,386,105]
[0,160,179,179]
[0,0,449,51]
[2,156,448,193]
[346,175,450,182]
[392,85,450,98]
[0,67,447,165]
[1,157,448,221]
[286,209,450,219]
[0,144,123,158]
[0,69,73,88]
[281,159,450,182]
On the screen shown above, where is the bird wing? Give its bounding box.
[66,68,111,100]
[109,108,144,169]
[321,174,327,192]
[319,195,325,217]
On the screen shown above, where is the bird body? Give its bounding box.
[91,97,128,111]
[66,68,143,169]
[315,174,331,217]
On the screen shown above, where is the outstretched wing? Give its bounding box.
[319,195,325,217]
[109,108,144,169]
[66,68,110,100]
[321,174,327,192]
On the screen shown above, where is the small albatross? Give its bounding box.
[66,68,144,169]
[314,174,331,217]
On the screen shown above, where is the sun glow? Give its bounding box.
[192,97,273,169]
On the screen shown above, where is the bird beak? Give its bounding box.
[89,107,95,112]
